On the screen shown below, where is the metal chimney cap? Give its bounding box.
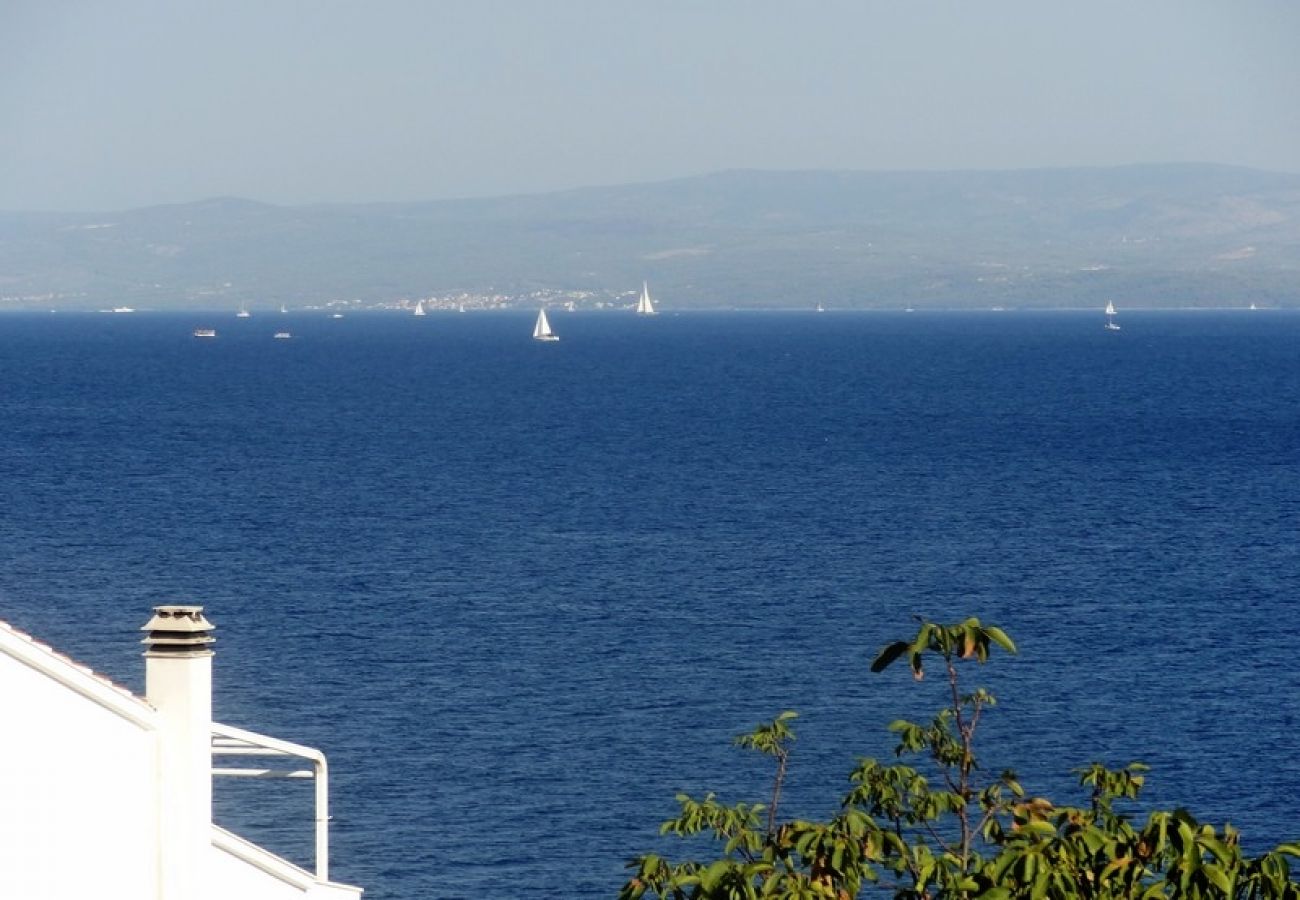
[142,605,215,656]
[142,605,214,634]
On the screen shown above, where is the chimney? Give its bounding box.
[143,606,215,900]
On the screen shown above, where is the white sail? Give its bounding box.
[1104,299,1120,330]
[413,300,426,316]
[533,308,559,341]
[636,281,657,316]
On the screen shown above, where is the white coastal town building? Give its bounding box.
[0,605,362,900]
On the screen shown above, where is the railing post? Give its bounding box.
[315,755,330,881]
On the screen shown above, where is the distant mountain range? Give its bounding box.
[2,163,1299,310]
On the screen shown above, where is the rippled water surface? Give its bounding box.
[2,309,1298,898]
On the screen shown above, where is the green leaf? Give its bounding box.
[1101,855,1135,880]
[1202,862,1233,894]
[1200,835,1233,866]
[1030,869,1051,900]
[983,625,1018,654]
[1019,820,1057,839]
[912,623,935,656]
[871,640,910,673]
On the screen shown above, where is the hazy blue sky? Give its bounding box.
[3,0,1299,211]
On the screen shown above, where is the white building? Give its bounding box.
[0,605,362,900]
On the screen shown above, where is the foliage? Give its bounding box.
[618,617,1300,900]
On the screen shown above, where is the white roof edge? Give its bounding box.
[0,619,156,729]
[211,826,362,894]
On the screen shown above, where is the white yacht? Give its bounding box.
[1104,300,1120,331]
[532,308,559,342]
[636,281,658,316]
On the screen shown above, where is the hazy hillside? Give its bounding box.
[2,164,1299,310]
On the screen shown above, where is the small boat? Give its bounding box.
[1104,300,1121,331]
[458,303,466,313]
[413,300,426,317]
[193,328,217,338]
[816,303,825,313]
[280,304,288,314]
[273,331,292,340]
[331,313,344,319]
[636,281,658,316]
[112,306,135,314]
[236,304,251,318]
[532,308,559,342]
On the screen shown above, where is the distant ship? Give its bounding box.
[236,304,251,318]
[112,306,135,314]
[273,331,292,340]
[193,328,216,338]
[532,308,559,342]
[1105,300,1121,331]
[636,281,658,316]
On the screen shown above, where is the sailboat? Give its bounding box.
[236,304,251,319]
[532,308,559,342]
[413,300,426,317]
[636,281,658,316]
[279,304,288,314]
[1104,300,1120,331]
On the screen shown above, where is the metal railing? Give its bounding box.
[211,721,331,881]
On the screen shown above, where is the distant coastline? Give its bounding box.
[3,163,1298,312]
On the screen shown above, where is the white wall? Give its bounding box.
[212,827,364,900]
[0,650,159,900]
[211,843,310,900]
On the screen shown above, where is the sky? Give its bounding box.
[2,0,1299,211]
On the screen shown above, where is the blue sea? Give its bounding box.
[1,309,1298,899]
